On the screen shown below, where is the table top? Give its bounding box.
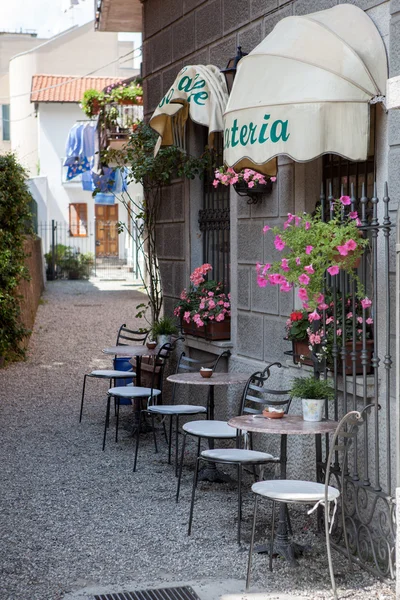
[102,345,159,357]
[228,414,338,435]
[167,372,250,386]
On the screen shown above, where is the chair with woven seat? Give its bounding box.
[133,350,231,473]
[246,407,371,599]
[185,363,292,544]
[79,324,148,423]
[104,340,178,451]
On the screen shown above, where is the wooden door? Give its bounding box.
[95,204,119,257]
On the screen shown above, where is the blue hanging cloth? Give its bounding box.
[64,122,96,179]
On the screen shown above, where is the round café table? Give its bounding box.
[103,345,159,388]
[167,371,251,481]
[228,414,338,566]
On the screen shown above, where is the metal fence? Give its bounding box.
[38,220,141,281]
[313,182,395,578]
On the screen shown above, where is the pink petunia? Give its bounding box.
[349,211,358,219]
[213,180,219,188]
[337,329,342,336]
[336,245,348,256]
[274,235,285,251]
[215,313,225,322]
[183,311,191,323]
[269,273,286,285]
[294,216,302,227]
[304,264,314,274]
[305,222,311,230]
[262,263,271,274]
[340,196,351,206]
[263,225,271,233]
[270,176,277,182]
[346,239,357,252]
[306,246,313,255]
[257,275,268,288]
[346,312,353,319]
[281,258,290,272]
[287,213,294,223]
[280,282,292,292]
[361,297,372,309]
[366,317,373,325]
[208,291,214,297]
[308,310,321,322]
[295,257,301,266]
[326,317,334,325]
[298,273,310,285]
[327,265,340,276]
[298,287,308,302]
[248,181,255,188]
[356,218,362,226]
[357,316,363,324]
[318,303,329,311]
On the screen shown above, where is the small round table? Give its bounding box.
[228,414,338,565]
[103,345,159,388]
[167,372,251,481]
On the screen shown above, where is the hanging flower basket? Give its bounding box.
[234,179,273,203]
[213,166,276,205]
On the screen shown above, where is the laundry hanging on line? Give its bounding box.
[64,121,97,180]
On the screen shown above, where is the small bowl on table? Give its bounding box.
[263,407,285,419]
[146,341,157,350]
[200,367,213,379]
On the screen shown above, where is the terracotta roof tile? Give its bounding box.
[30,74,123,103]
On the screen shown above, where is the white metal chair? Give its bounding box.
[133,351,229,474]
[186,363,292,544]
[79,324,148,422]
[246,408,371,599]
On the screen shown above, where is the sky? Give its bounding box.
[0,0,94,38]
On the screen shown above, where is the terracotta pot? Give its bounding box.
[182,318,231,341]
[332,252,361,269]
[292,340,313,366]
[337,339,374,375]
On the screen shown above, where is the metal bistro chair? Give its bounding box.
[187,363,292,545]
[104,341,177,451]
[79,324,148,423]
[133,350,230,474]
[246,407,371,599]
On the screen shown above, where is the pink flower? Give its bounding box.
[280,282,292,292]
[298,274,310,286]
[366,317,373,325]
[294,216,302,227]
[208,291,214,297]
[283,221,291,230]
[318,303,329,310]
[208,300,216,309]
[217,300,224,305]
[215,313,225,322]
[281,258,290,272]
[269,273,286,285]
[347,312,353,319]
[223,302,230,308]
[346,239,357,251]
[274,235,285,251]
[262,263,271,274]
[304,264,314,274]
[308,310,320,322]
[295,257,301,266]
[357,316,363,323]
[337,329,342,336]
[336,244,348,256]
[349,211,358,220]
[327,265,340,276]
[221,175,228,184]
[270,176,277,182]
[356,218,362,226]
[174,307,181,317]
[257,275,268,288]
[263,225,271,233]
[305,222,311,230]
[212,180,219,188]
[305,246,313,255]
[287,213,294,223]
[248,181,255,188]
[357,328,362,334]
[326,317,334,325]
[315,293,324,304]
[361,297,372,309]
[340,196,351,206]
[180,289,187,300]
[298,288,308,302]
[209,315,214,320]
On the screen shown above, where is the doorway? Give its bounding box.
[95,204,119,257]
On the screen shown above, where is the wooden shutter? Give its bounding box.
[69,203,88,237]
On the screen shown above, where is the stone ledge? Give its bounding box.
[183,334,234,355]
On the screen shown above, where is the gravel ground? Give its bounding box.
[0,280,396,600]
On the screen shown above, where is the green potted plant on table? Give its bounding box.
[174,263,231,341]
[151,316,178,346]
[290,375,334,422]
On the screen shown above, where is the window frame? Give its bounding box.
[69,203,88,238]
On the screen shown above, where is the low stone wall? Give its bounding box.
[18,237,45,338]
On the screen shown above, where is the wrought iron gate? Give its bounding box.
[314,182,395,578]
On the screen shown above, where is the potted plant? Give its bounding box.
[44,243,69,280]
[110,81,143,105]
[285,310,313,366]
[58,250,93,280]
[151,316,178,346]
[213,166,276,203]
[174,264,231,341]
[81,89,104,117]
[257,196,369,310]
[290,375,334,422]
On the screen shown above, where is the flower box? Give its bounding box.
[292,340,313,366]
[338,339,374,375]
[182,318,231,341]
[234,180,273,197]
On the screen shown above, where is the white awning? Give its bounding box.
[150,65,228,154]
[223,4,388,175]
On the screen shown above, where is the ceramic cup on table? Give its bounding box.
[262,407,285,419]
[146,341,157,350]
[200,367,213,379]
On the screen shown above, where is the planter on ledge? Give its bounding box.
[182,318,231,341]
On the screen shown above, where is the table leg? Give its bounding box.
[315,433,323,532]
[198,385,232,483]
[255,434,305,565]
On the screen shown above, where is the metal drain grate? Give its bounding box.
[94,586,200,600]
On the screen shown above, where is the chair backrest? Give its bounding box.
[116,324,149,346]
[147,338,184,404]
[239,362,292,416]
[170,350,231,404]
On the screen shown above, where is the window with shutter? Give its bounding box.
[69,203,88,237]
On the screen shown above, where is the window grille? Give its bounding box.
[198,134,230,290]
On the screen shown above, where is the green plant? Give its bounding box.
[0,153,34,363]
[257,196,369,310]
[105,122,214,324]
[290,375,335,400]
[151,317,178,340]
[110,81,143,104]
[285,310,309,341]
[58,250,94,280]
[81,89,104,117]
